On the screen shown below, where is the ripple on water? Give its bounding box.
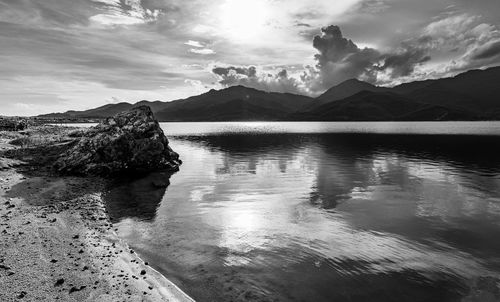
[103,123,500,302]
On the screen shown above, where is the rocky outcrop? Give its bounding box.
[54,106,181,175]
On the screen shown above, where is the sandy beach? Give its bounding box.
[0,129,194,302]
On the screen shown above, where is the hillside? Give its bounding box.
[314,79,388,105]
[302,66,500,120]
[37,66,500,121]
[154,86,314,121]
[294,91,477,121]
[38,102,135,119]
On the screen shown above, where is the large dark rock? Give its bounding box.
[54,106,181,175]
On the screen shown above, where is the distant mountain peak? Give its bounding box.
[316,78,383,103]
[339,78,368,85]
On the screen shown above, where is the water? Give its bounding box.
[103,122,500,302]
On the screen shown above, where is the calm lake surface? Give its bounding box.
[102,122,500,302]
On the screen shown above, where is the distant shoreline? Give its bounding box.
[47,120,500,138]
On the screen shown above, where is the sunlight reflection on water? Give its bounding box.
[103,122,500,302]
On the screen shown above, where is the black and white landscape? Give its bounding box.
[39,67,500,121]
[1,1,500,302]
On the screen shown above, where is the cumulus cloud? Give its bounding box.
[211,25,433,93]
[211,65,305,94]
[307,25,380,91]
[212,14,500,93]
[410,13,500,77]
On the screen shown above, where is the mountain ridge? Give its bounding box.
[38,66,500,121]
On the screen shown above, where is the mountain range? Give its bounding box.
[38,66,500,121]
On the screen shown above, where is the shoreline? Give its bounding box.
[0,133,194,302]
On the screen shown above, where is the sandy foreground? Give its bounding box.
[0,136,195,302]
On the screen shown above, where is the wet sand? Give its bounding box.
[0,134,194,302]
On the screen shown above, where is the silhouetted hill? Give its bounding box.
[302,66,500,120]
[294,91,477,121]
[154,85,314,121]
[405,67,500,114]
[315,79,388,105]
[39,102,134,119]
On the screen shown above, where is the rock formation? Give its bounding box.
[54,106,181,175]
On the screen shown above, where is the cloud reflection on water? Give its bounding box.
[108,133,500,302]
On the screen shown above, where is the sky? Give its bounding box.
[1,0,500,115]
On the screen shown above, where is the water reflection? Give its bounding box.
[104,171,173,222]
[106,132,500,302]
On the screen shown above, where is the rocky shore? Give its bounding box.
[0,107,193,301]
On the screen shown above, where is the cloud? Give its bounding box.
[306,25,380,91]
[88,0,163,26]
[184,40,204,48]
[212,14,500,93]
[211,65,305,94]
[376,38,432,78]
[413,13,500,77]
[471,40,500,60]
[210,25,430,93]
[189,48,215,55]
[353,0,390,14]
[89,14,146,25]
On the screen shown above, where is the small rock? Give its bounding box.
[54,279,65,287]
[69,285,86,294]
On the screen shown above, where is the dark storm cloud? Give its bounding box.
[213,66,257,78]
[313,25,361,63]
[308,25,380,90]
[378,49,431,77]
[471,40,500,61]
[376,37,432,78]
